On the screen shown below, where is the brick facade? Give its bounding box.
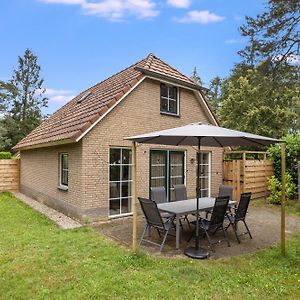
[20,78,223,222]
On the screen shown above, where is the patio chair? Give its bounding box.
[173,184,191,229]
[138,197,175,252]
[225,192,252,243]
[206,185,234,218]
[151,186,184,229]
[189,196,231,252]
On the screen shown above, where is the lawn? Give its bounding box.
[1,192,300,300]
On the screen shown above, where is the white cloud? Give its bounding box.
[273,54,300,65]
[39,0,159,21]
[167,0,191,8]
[225,38,246,44]
[44,88,75,103]
[175,10,225,24]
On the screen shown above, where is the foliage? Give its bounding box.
[267,174,297,204]
[0,152,12,159]
[239,0,300,66]
[1,192,300,299]
[218,60,300,138]
[268,133,300,184]
[0,49,48,151]
[207,76,223,115]
[190,66,203,86]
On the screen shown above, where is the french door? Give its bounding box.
[150,150,185,201]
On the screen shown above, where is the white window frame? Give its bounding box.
[108,147,133,218]
[199,152,211,197]
[160,83,180,116]
[58,153,69,190]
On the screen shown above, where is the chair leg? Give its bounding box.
[232,222,241,244]
[185,215,191,230]
[204,230,214,252]
[243,220,253,239]
[156,228,162,238]
[140,224,149,246]
[160,228,169,252]
[222,227,231,247]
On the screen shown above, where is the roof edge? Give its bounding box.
[13,138,76,151]
[135,67,206,91]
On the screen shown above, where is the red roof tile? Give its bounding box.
[14,54,203,150]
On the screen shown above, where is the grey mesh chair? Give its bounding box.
[225,192,252,243]
[151,186,184,229]
[138,197,175,252]
[174,184,191,229]
[190,196,231,252]
[206,185,234,218]
[218,185,233,199]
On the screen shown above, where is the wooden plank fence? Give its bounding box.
[0,159,20,192]
[223,152,274,201]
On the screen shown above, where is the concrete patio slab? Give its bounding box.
[93,204,300,259]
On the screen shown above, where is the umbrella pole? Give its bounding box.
[132,141,137,255]
[184,137,209,259]
[281,143,286,256]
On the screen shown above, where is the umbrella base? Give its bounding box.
[184,246,209,259]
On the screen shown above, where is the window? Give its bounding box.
[198,152,211,197]
[150,150,185,201]
[109,148,132,217]
[59,153,69,187]
[160,83,179,115]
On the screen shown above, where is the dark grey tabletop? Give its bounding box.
[157,197,236,215]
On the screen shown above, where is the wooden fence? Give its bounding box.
[0,159,20,192]
[223,151,274,200]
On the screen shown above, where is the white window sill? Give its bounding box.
[57,185,68,191]
[160,111,180,117]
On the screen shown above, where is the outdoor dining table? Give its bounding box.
[157,197,237,250]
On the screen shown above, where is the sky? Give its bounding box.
[0,0,266,114]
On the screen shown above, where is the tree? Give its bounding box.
[0,80,17,113]
[218,60,299,139]
[191,66,203,86]
[207,76,223,114]
[0,49,48,149]
[239,0,300,66]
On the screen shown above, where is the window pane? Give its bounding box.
[122,149,132,165]
[109,199,120,216]
[62,170,68,186]
[109,182,120,199]
[161,84,168,97]
[169,100,177,114]
[122,166,131,180]
[110,165,120,181]
[62,154,68,169]
[160,97,168,112]
[169,87,177,100]
[121,198,131,214]
[110,148,121,164]
[122,182,131,197]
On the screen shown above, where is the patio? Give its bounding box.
[93,203,300,259]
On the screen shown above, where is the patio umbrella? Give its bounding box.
[126,122,284,258]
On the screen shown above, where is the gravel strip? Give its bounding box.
[13,192,82,229]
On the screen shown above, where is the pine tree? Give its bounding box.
[1,49,48,150]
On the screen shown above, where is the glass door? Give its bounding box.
[150,150,185,201]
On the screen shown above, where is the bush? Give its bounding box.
[267,173,297,205]
[0,152,12,159]
[267,133,300,185]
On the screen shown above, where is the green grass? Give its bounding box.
[1,192,300,300]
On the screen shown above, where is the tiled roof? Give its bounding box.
[14,54,203,150]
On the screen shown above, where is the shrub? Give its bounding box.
[267,173,297,205]
[0,152,12,159]
[267,133,300,185]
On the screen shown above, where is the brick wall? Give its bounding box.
[20,78,223,221]
[82,78,223,217]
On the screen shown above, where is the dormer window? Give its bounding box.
[160,83,179,116]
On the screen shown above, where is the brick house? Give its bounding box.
[14,54,223,222]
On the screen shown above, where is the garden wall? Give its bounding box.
[0,159,20,192]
